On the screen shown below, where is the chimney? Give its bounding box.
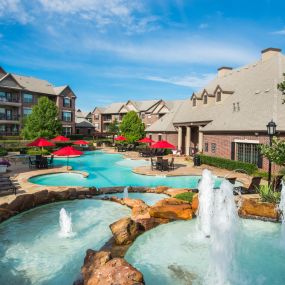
[261,47,282,62]
[217,66,232,77]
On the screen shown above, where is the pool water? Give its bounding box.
[29,151,222,188]
[125,219,285,285]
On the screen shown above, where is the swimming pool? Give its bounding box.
[29,151,222,188]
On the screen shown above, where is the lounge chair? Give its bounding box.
[271,175,283,191]
[29,157,36,169]
[234,176,262,195]
[0,177,17,195]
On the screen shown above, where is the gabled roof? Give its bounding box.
[75,117,95,128]
[53,85,68,95]
[103,102,125,114]
[0,73,24,89]
[92,106,106,113]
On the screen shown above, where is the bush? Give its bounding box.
[68,134,84,140]
[27,148,50,155]
[174,192,195,203]
[0,147,8,156]
[198,154,258,175]
[253,170,269,181]
[258,185,281,204]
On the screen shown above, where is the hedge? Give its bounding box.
[197,154,258,175]
[0,147,8,156]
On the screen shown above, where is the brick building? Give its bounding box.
[146,48,285,171]
[75,109,95,136]
[0,67,76,136]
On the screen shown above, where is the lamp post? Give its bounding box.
[266,120,277,186]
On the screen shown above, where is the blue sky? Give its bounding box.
[1,0,285,111]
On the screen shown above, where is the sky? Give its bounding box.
[1,0,285,111]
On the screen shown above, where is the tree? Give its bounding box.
[108,118,120,134]
[277,73,285,104]
[119,111,145,143]
[21,97,62,139]
[260,137,285,166]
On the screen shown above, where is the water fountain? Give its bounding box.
[279,181,285,245]
[207,179,238,284]
[123,186,129,198]
[59,208,75,238]
[197,169,215,237]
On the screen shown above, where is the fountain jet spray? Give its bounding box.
[59,208,75,238]
[279,181,285,245]
[124,186,129,199]
[197,169,215,237]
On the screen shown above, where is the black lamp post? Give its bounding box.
[266,120,277,186]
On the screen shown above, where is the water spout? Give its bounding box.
[123,186,129,199]
[207,179,238,284]
[279,181,285,245]
[197,169,215,237]
[59,208,75,238]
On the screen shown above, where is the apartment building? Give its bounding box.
[0,67,76,137]
[75,109,95,136]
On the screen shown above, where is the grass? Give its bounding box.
[174,192,195,203]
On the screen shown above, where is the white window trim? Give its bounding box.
[234,139,259,144]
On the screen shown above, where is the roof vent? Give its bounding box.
[217,66,233,77]
[261,48,282,62]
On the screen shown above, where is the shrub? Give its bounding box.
[27,148,50,155]
[0,147,8,156]
[174,192,194,203]
[258,185,281,204]
[68,134,84,140]
[0,159,11,167]
[198,154,258,175]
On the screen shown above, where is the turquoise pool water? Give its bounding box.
[0,194,166,285]
[29,151,222,188]
[125,219,285,285]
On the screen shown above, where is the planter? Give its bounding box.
[0,165,7,173]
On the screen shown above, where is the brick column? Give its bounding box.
[178,126,182,151]
[186,126,191,155]
[198,126,203,152]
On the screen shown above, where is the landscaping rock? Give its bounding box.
[136,217,170,231]
[33,190,49,205]
[239,198,279,221]
[8,194,35,212]
[131,203,150,220]
[165,188,189,197]
[110,217,143,245]
[154,186,169,193]
[122,198,145,208]
[149,198,193,220]
[191,193,199,213]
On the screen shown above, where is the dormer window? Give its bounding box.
[203,95,207,104]
[193,98,197,107]
[216,91,221,102]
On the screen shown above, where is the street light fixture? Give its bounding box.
[266,120,277,186]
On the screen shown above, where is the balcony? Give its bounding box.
[0,97,21,107]
[0,131,20,137]
[0,113,20,123]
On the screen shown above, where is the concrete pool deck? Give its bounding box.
[0,147,262,205]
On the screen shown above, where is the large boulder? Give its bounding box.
[122,198,145,209]
[239,198,279,220]
[136,217,170,231]
[34,190,49,205]
[8,194,36,212]
[164,188,189,197]
[154,186,169,194]
[110,217,143,245]
[149,198,193,220]
[85,257,144,285]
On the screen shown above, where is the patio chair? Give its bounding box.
[48,155,54,168]
[29,156,36,169]
[234,176,262,195]
[156,157,163,171]
[0,178,17,195]
[168,157,175,170]
[271,175,283,191]
[150,157,157,171]
[161,159,169,171]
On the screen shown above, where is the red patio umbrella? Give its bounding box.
[73,140,89,145]
[151,140,176,149]
[27,137,55,153]
[137,137,155,143]
[53,146,83,169]
[51,135,70,142]
[114,135,127,141]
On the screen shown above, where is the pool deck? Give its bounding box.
[0,147,262,205]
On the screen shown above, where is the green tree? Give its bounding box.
[277,73,285,104]
[21,97,62,139]
[260,137,285,166]
[108,118,120,134]
[119,111,145,143]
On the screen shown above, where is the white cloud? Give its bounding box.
[0,0,31,24]
[145,73,216,89]
[272,28,285,35]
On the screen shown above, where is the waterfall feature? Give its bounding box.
[208,179,238,284]
[197,169,215,237]
[279,181,285,244]
[124,186,129,199]
[59,208,75,238]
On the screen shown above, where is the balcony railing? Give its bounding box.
[0,97,20,103]
[0,114,20,121]
[0,131,20,137]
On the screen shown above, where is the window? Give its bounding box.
[204,142,208,152]
[62,126,72,136]
[193,98,196,107]
[63,97,71,108]
[203,95,208,104]
[236,143,259,165]
[211,143,216,153]
[158,134,162,141]
[94,123,99,129]
[62,111,72,122]
[94,114,99,120]
[0,125,5,133]
[141,113,145,119]
[23,93,33,103]
[88,128,91,134]
[216,91,221,102]
[0,92,13,102]
[76,129,80,134]
[148,115,152,119]
[23,108,32,117]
